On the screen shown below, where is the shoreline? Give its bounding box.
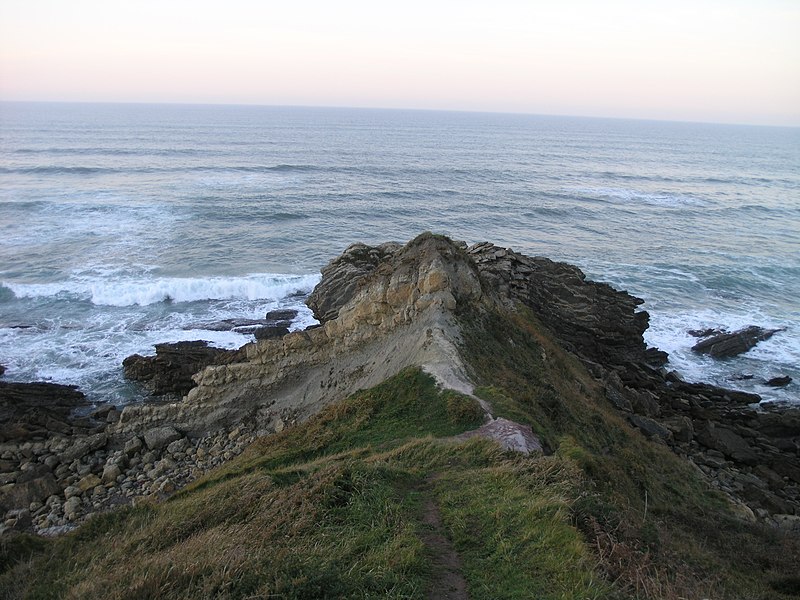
[1,235,798,537]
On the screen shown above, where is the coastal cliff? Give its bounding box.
[1,233,799,599]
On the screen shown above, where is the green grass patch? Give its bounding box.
[436,457,608,600]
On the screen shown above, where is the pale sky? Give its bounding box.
[1,0,798,126]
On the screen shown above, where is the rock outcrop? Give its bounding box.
[691,326,785,358]
[0,382,96,443]
[108,233,800,525]
[114,234,482,437]
[3,232,798,534]
[123,341,242,399]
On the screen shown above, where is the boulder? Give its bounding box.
[265,309,298,321]
[143,426,182,451]
[101,464,122,484]
[627,415,672,441]
[696,423,759,465]
[123,436,143,456]
[77,474,101,492]
[253,325,290,340]
[64,496,81,519]
[691,326,784,359]
[62,433,107,461]
[0,473,60,513]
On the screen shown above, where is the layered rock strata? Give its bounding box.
[1,232,797,534]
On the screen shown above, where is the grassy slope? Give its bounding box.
[1,308,799,599]
[457,305,800,599]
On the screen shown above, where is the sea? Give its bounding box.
[1,102,798,406]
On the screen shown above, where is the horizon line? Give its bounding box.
[2,99,797,130]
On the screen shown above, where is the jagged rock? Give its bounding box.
[691,326,784,358]
[123,341,240,398]
[265,309,298,321]
[766,376,792,387]
[143,426,182,451]
[306,241,402,322]
[0,381,92,442]
[605,385,632,412]
[688,328,726,338]
[124,436,143,456]
[0,364,5,377]
[628,415,671,441]
[253,325,290,340]
[697,423,759,465]
[62,433,107,461]
[468,242,658,372]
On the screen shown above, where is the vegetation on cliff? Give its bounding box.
[3,321,799,598]
[2,233,798,599]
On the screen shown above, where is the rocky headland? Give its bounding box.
[1,232,798,539]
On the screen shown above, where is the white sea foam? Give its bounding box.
[0,323,253,404]
[4,273,320,307]
[570,186,709,207]
[644,308,798,404]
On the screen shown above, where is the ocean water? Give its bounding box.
[1,102,798,405]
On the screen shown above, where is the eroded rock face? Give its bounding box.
[306,241,402,323]
[103,233,799,524]
[467,242,657,372]
[114,234,483,436]
[109,234,669,439]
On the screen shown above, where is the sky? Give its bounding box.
[1,0,798,126]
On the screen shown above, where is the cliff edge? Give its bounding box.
[2,233,799,599]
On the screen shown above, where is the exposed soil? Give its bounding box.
[416,475,469,600]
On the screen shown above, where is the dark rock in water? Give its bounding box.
[265,309,298,321]
[731,373,755,381]
[643,347,669,367]
[688,328,727,338]
[123,341,241,398]
[254,325,290,340]
[766,375,792,387]
[0,381,92,442]
[0,364,5,377]
[190,313,298,333]
[190,318,271,332]
[691,326,784,358]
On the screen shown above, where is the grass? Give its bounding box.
[1,306,798,599]
[456,303,800,599]
[0,368,597,599]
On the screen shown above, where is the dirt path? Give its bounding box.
[416,476,469,600]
